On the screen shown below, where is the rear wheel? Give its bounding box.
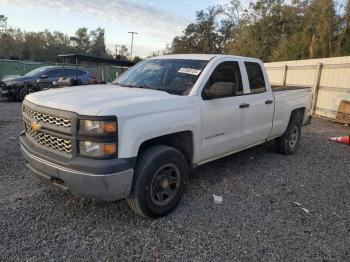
[275,116,302,155]
[127,145,189,218]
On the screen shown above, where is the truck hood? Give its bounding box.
[25,84,194,116]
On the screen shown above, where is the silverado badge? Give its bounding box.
[31,121,41,132]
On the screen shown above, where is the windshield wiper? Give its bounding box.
[114,82,127,87]
[115,83,179,94]
[131,84,153,89]
[116,83,153,90]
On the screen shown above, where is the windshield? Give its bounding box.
[113,59,208,95]
[25,67,49,77]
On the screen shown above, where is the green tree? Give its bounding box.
[116,45,129,59]
[336,0,350,55]
[170,5,235,54]
[227,0,308,61]
[0,15,112,61]
[0,15,23,59]
[90,27,107,57]
[170,0,348,61]
[133,56,142,62]
[0,14,7,31]
[70,27,91,54]
[305,0,338,58]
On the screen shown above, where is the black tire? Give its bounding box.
[127,145,189,218]
[7,94,17,102]
[17,87,27,102]
[275,115,302,155]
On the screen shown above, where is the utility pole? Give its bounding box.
[115,44,122,58]
[128,31,138,60]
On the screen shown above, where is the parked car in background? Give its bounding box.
[0,66,96,101]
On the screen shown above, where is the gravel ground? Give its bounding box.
[0,99,349,262]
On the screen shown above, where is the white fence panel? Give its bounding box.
[265,56,350,120]
[265,66,284,85]
[285,65,317,87]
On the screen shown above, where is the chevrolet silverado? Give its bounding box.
[20,54,312,218]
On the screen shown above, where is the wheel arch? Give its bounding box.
[289,107,305,125]
[137,131,194,168]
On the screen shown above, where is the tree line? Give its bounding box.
[0,15,115,62]
[1,0,349,63]
[169,0,350,62]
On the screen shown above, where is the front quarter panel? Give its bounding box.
[117,97,201,162]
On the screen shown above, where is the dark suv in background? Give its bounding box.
[0,66,96,101]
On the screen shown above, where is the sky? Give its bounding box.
[0,0,234,58]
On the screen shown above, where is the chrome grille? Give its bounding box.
[23,106,71,128]
[25,124,72,154]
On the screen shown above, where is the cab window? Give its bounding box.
[245,62,266,94]
[202,61,243,100]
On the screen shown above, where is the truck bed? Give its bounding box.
[271,85,311,92]
[271,84,313,138]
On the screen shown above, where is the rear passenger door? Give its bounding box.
[64,69,86,84]
[240,61,274,145]
[63,69,77,78]
[46,69,63,81]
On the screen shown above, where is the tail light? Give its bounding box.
[90,72,97,83]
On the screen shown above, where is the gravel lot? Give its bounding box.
[1,99,349,261]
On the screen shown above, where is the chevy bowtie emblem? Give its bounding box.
[31,121,41,131]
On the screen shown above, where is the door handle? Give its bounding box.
[239,103,250,108]
[265,99,274,104]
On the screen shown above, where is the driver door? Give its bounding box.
[38,69,63,89]
[199,59,249,162]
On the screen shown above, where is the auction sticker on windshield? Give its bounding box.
[178,68,202,75]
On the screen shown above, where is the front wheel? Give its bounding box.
[275,119,301,155]
[17,87,27,102]
[127,145,189,218]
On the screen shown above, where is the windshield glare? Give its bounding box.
[113,59,208,95]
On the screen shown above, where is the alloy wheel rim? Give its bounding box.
[150,163,180,206]
[288,125,299,148]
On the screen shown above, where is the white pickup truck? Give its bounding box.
[20,54,312,218]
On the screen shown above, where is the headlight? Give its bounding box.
[79,141,117,158]
[5,80,20,86]
[79,120,117,135]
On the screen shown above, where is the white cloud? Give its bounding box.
[1,0,190,42]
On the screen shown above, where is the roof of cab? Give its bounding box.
[149,53,255,61]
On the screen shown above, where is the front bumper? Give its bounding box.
[20,133,134,201]
[1,81,16,98]
[1,88,15,98]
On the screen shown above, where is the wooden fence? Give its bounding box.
[265,56,350,120]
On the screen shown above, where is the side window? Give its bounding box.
[202,61,243,99]
[46,69,63,77]
[245,62,266,94]
[77,69,87,76]
[63,69,77,77]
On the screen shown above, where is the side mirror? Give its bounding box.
[203,82,234,100]
[40,74,48,79]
